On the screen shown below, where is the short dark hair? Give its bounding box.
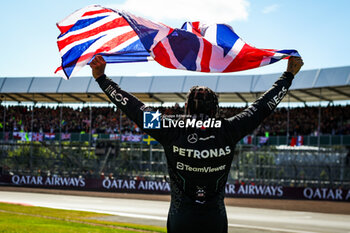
[185,86,219,117]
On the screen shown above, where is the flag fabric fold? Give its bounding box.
[55,5,300,80]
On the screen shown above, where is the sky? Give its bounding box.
[1,0,350,78]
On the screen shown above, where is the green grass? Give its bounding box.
[0,203,166,233]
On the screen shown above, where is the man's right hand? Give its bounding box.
[286,56,304,76]
[90,55,106,79]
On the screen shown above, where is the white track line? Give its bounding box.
[39,204,317,233]
[228,223,317,233]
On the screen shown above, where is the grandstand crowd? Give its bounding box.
[0,104,349,136]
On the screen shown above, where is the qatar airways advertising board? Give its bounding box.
[1,174,349,202]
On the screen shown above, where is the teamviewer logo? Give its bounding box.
[143,110,161,129]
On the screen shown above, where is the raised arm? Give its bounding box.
[90,55,167,143]
[227,57,304,141]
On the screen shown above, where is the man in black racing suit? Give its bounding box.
[90,55,303,233]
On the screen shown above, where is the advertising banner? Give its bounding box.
[1,174,349,202]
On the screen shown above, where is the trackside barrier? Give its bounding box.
[1,174,350,202]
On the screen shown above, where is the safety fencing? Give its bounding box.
[1,140,349,198]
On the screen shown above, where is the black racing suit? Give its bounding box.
[96,72,294,233]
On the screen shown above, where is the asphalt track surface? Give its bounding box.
[1,191,350,233]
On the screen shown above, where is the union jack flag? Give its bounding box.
[32,133,43,142]
[56,5,300,80]
[61,133,71,140]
